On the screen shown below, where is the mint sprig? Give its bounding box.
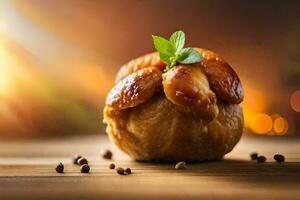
[152,30,203,72]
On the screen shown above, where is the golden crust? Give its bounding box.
[103,95,243,162]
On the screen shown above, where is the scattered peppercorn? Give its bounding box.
[80,164,90,173]
[274,154,285,163]
[116,167,125,175]
[175,161,186,169]
[109,163,115,169]
[102,150,113,159]
[77,158,88,165]
[250,152,258,160]
[73,155,82,165]
[257,156,266,163]
[125,168,132,174]
[55,162,64,173]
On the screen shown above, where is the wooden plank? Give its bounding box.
[0,135,299,200]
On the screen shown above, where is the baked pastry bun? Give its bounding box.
[103,32,244,162]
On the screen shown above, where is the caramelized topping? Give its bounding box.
[163,65,219,120]
[114,49,243,104]
[106,67,162,110]
[195,48,244,103]
[116,52,166,83]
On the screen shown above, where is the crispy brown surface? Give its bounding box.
[104,95,243,162]
[106,67,162,110]
[163,65,219,120]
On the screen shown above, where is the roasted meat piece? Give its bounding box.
[103,48,244,162]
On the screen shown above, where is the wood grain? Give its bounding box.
[0,135,299,200]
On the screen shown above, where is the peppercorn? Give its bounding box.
[55,163,64,173]
[102,150,113,159]
[175,161,186,169]
[77,158,88,165]
[116,167,125,175]
[257,156,266,163]
[109,163,115,169]
[125,168,132,174]
[250,152,258,160]
[274,154,285,163]
[73,155,82,165]
[80,164,90,173]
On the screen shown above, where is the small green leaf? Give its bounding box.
[169,30,185,52]
[152,31,203,72]
[159,53,171,66]
[152,35,174,56]
[177,48,203,64]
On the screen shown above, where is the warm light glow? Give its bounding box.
[273,117,288,135]
[241,82,268,112]
[290,90,300,112]
[242,82,272,135]
[68,62,114,105]
[243,108,254,130]
[0,66,9,95]
[250,113,273,134]
[242,82,290,135]
[0,41,11,96]
[0,1,297,137]
[0,4,117,136]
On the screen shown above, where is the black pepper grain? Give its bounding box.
[73,155,82,165]
[125,168,132,174]
[77,158,88,165]
[109,163,115,169]
[102,150,113,159]
[257,156,266,163]
[80,164,90,173]
[250,152,258,160]
[274,154,285,163]
[55,162,64,173]
[116,167,125,175]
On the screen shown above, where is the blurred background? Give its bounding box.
[0,0,299,138]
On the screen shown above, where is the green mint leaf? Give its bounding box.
[152,35,174,56]
[169,30,185,52]
[159,53,171,66]
[152,31,203,72]
[177,48,203,64]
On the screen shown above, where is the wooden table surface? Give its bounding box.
[0,135,299,200]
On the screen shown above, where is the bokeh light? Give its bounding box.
[290,90,300,112]
[241,83,267,113]
[273,117,288,135]
[250,113,273,134]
